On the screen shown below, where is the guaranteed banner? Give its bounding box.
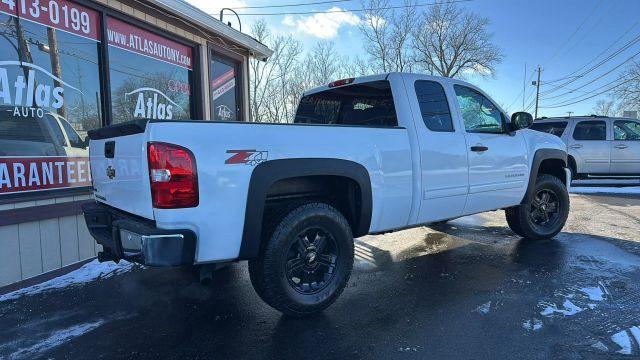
[0,157,91,194]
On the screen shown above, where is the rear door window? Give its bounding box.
[294,81,398,127]
[414,80,453,132]
[530,121,568,137]
[573,121,607,140]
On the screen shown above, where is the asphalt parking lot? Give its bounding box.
[1,192,640,360]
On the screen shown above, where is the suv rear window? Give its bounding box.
[294,81,398,127]
[530,121,568,137]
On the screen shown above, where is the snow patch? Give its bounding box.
[9,320,104,359]
[539,299,583,317]
[523,319,543,332]
[474,301,491,315]
[591,341,608,352]
[611,330,633,355]
[630,326,640,346]
[0,260,135,302]
[579,286,606,301]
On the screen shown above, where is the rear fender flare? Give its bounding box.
[238,158,372,260]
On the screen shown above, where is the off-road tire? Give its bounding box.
[248,203,354,317]
[505,207,524,236]
[506,174,570,240]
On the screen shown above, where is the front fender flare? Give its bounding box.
[521,149,568,204]
[238,158,372,260]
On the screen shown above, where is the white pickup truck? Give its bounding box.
[83,73,570,316]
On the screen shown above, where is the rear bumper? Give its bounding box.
[82,202,196,266]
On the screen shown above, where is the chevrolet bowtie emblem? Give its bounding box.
[106,166,116,179]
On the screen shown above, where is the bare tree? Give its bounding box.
[359,0,392,72]
[359,0,416,72]
[593,99,617,116]
[412,2,503,78]
[249,20,303,122]
[306,41,346,84]
[614,62,640,114]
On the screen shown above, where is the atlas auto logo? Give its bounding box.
[225,150,268,166]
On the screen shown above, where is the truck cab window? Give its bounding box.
[454,85,504,134]
[414,80,453,132]
[294,80,398,127]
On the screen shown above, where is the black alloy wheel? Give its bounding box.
[529,188,561,230]
[285,227,338,294]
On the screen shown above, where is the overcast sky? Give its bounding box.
[188,0,640,117]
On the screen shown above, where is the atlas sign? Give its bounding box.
[0,61,81,118]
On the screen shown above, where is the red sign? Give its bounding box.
[0,157,91,194]
[106,17,193,70]
[211,69,235,90]
[0,0,101,41]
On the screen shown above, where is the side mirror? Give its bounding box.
[510,112,534,131]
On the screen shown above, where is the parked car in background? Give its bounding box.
[0,106,88,157]
[83,73,570,316]
[531,116,640,179]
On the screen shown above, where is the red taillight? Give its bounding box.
[328,78,355,88]
[147,142,198,209]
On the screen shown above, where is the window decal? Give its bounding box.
[106,17,192,70]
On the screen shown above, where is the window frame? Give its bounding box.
[293,80,399,127]
[613,120,640,141]
[209,43,245,121]
[414,80,455,132]
[572,120,608,141]
[453,84,508,134]
[0,0,205,203]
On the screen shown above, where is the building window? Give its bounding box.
[0,0,101,195]
[106,17,194,124]
[210,52,241,121]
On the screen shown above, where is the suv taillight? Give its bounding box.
[147,142,198,209]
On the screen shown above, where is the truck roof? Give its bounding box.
[303,72,479,97]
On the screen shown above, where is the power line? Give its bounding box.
[221,0,353,9]
[227,0,473,16]
[543,18,640,85]
[540,74,640,109]
[541,48,640,100]
[543,0,603,67]
[539,32,640,95]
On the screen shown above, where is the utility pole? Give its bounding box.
[522,62,527,110]
[567,111,573,118]
[533,66,542,119]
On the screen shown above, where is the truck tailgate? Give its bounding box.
[89,132,154,220]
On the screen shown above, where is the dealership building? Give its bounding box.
[0,0,272,287]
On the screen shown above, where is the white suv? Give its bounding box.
[531,116,640,179]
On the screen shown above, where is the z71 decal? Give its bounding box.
[225,150,268,166]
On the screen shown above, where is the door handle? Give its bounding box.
[470,145,489,152]
[569,144,583,149]
[614,144,629,149]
